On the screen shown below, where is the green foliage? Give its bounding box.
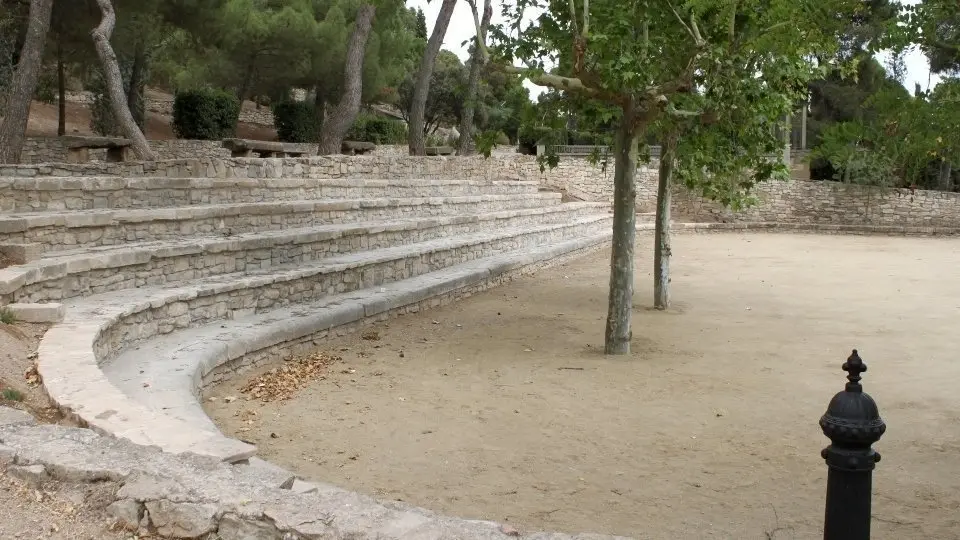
[1,388,23,402]
[415,8,428,40]
[346,113,408,144]
[172,89,240,140]
[272,101,320,143]
[0,307,16,325]
[398,50,465,134]
[811,79,960,189]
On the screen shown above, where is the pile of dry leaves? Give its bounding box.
[239,352,341,402]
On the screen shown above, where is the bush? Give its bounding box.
[494,131,511,146]
[273,101,320,143]
[347,113,407,144]
[172,89,240,140]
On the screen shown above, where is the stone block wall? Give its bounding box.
[20,138,234,163]
[674,179,960,228]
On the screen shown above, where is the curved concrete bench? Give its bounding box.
[1,206,609,304]
[0,193,563,250]
[1,177,539,212]
[38,232,611,461]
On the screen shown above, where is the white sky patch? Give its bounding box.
[408,0,941,99]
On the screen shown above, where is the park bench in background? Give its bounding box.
[63,135,132,163]
[341,141,375,155]
[425,146,454,156]
[222,138,313,158]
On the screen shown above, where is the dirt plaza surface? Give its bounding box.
[208,232,960,539]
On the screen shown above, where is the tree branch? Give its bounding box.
[568,0,579,38]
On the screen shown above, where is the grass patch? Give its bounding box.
[1,388,24,402]
[0,307,16,325]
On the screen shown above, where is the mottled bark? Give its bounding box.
[127,43,147,130]
[57,35,66,136]
[456,0,492,156]
[408,0,457,156]
[318,5,376,155]
[604,109,640,355]
[654,132,678,310]
[0,0,54,163]
[92,0,155,160]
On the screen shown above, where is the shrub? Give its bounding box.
[172,88,240,140]
[273,101,320,143]
[517,125,555,155]
[347,113,407,144]
[0,307,15,324]
[495,131,511,146]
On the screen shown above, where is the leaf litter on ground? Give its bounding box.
[239,352,341,402]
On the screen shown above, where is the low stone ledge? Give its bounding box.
[3,176,540,212]
[4,302,64,323]
[3,209,609,304]
[0,193,564,250]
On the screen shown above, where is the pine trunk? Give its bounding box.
[456,0,491,156]
[408,0,457,156]
[92,0,155,161]
[604,111,640,355]
[57,36,66,136]
[317,5,376,155]
[654,132,677,310]
[127,44,147,130]
[0,0,54,164]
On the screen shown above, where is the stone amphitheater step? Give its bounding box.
[1,206,610,304]
[39,232,610,461]
[0,193,564,252]
[1,177,540,212]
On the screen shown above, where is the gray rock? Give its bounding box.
[217,513,284,540]
[6,463,48,487]
[144,499,218,538]
[106,498,142,530]
[0,407,36,427]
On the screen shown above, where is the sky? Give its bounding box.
[409,0,943,99]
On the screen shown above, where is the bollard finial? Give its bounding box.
[842,349,867,392]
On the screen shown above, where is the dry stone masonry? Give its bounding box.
[2,152,959,540]
[0,154,625,539]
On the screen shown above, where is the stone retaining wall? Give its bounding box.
[675,179,960,227]
[19,138,324,164]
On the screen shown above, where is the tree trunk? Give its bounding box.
[604,109,640,355]
[0,0,54,164]
[939,160,953,192]
[126,43,147,130]
[91,0,155,160]
[408,0,457,156]
[456,0,492,156]
[317,4,376,155]
[57,34,66,136]
[654,131,678,310]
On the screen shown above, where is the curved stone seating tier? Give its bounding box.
[1,177,538,212]
[0,206,609,304]
[0,193,563,250]
[38,232,610,461]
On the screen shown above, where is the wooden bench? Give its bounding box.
[425,146,454,156]
[341,141,376,155]
[63,136,132,163]
[222,138,312,158]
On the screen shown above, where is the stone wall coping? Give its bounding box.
[0,207,608,300]
[0,175,538,191]
[0,193,563,234]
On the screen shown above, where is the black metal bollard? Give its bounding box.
[819,350,886,540]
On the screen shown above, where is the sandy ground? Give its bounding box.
[0,322,62,422]
[21,91,278,140]
[0,475,128,540]
[203,232,957,538]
